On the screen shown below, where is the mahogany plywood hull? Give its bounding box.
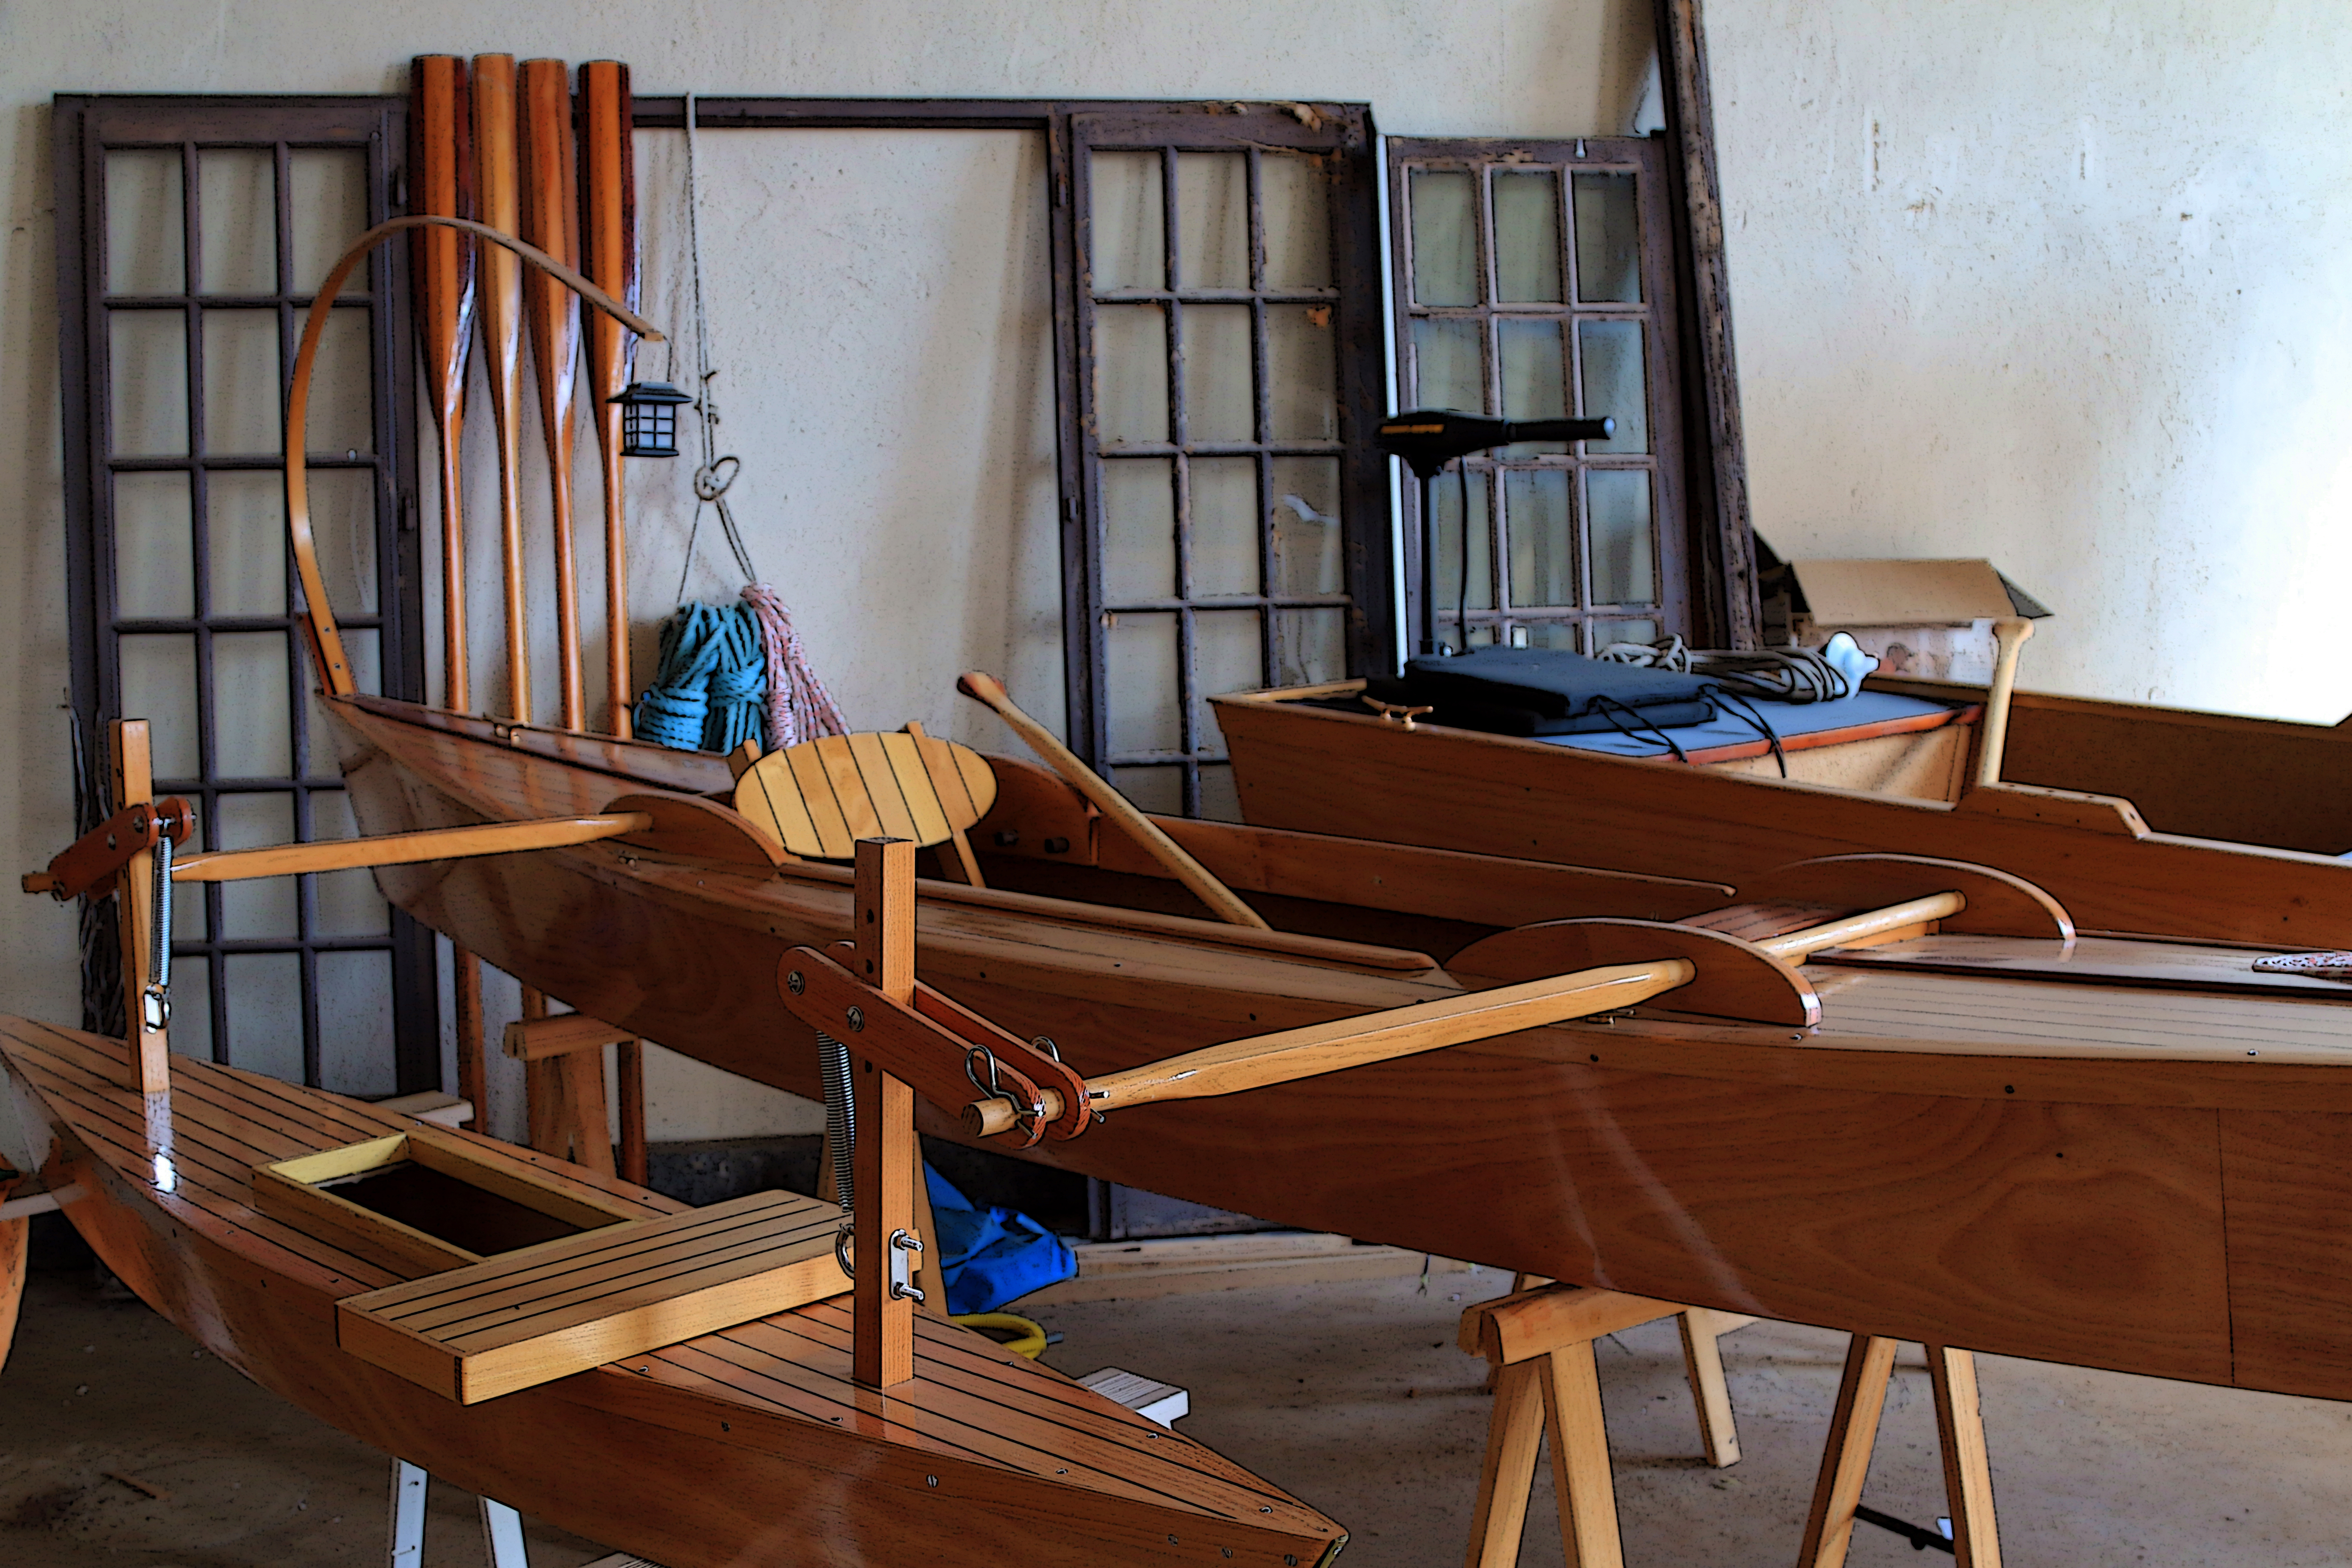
[1213,691,2352,949]
[325,698,2352,1405]
[0,1017,1342,1568]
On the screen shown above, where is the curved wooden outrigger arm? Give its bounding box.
[284,215,663,698]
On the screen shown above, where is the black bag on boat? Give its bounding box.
[1363,646,1718,737]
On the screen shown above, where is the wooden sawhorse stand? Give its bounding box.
[1459,1282,1751,1568]
[1798,1335,2000,1566]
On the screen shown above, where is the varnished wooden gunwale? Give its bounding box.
[0,1016,1342,1568]
[1212,688,2352,948]
[316,695,2352,1400]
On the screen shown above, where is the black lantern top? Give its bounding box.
[609,380,695,458]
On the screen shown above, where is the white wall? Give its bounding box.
[0,0,1652,1164]
[1710,0,2352,721]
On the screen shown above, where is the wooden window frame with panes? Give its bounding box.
[52,94,438,1094]
[1389,134,1689,657]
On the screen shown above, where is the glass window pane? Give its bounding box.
[1430,467,1494,653]
[108,311,188,456]
[1106,612,1180,755]
[1273,606,1346,688]
[1194,608,1262,748]
[1109,766,1183,814]
[1494,171,1563,303]
[1505,469,1577,608]
[213,630,293,777]
[317,950,396,1096]
[106,151,184,296]
[206,469,288,616]
[1594,618,1661,651]
[1175,153,1248,290]
[288,150,367,296]
[310,790,391,939]
[1266,304,1336,442]
[1089,151,1164,292]
[117,634,199,779]
[1498,318,1567,455]
[1191,456,1259,598]
[1102,457,1177,602]
[202,309,282,454]
[1578,318,1650,455]
[214,791,298,940]
[169,956,212,1061]
[1410,317,1484,415]
[1409,169,1479,306]
[307,468,377,616]
[1268,456,1342,597]
[1572,172,1642,303]
[1260,153,1330,290]
[307,627,377,778]
[1587,470,1657,606]
[222,950,303,1082]
[113,472,194,619]
[1528,622,1583,651]
[305,308,375,458]
[1181,303,1253,444]
[1093,304,1169,445]
[198,150,276,295]
[1197,762,1242,824]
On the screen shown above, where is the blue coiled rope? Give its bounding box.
[633,602,767,753]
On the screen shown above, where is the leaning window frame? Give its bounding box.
[1385,134,1690,655]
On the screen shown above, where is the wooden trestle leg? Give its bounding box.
[851,838,920,1388]
[1797,1336,2001,1568]
[1460,1283,1749,1568]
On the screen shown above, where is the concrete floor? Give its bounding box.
[5,1257,2352,1566]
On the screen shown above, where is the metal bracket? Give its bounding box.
[888,1228,926,1304]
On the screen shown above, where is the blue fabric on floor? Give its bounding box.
[924,1163,1076,1315]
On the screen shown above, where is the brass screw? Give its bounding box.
[846,1006,865,1033]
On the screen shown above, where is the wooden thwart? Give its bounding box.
[338,1188,849,1404]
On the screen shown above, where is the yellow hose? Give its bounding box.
[952,1311,1048,1359]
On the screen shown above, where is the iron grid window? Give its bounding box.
[1390,135,1687,656]
[54,96,435,1096]
[1071,107,1390,818]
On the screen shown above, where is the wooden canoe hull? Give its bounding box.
[328,698,2352,1404]
[1213,689,2352,949]
[0,1017,1342,1568]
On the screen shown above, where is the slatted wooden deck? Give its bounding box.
[0,1015,1344,1568]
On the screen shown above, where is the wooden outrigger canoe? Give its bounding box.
[0,1012,1345,1568]
[310,687,2352,1408]
[1212,677,2352,949]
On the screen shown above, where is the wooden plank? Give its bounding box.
[1464,1357,1544,1568]
[172,812,650,882]
[883,731,955,847]
[1928,1344,2002,1568]
[251,1160,483,1278]
[1459,1283,1684,1365]
[338,1191,849,1403]
[2219,1109,2352,1400]
[785,740,860,858]
[1814,933,2352,1001]
[504,1013,634,1062]
[1538,1340,1625,1568]
[1796,1335,1899,1568]
[847,732,922,843]
[403,1125,649,1231]
[109,721,167,1093]
[854,837,919,1388]
[816,737,886,842]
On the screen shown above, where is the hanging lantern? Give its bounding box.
[609,381,694,458]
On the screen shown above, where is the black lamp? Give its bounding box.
[1374,410,1615,658]
[609,380,694,458]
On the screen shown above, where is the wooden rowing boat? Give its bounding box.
[296,687,2352,1407]
[1213,678,2352,948]
[0,1012,1344,1568]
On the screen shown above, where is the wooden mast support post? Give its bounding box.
[852,837,920,1388]
[109,721,168,1094]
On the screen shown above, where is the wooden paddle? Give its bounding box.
[409,55,487,1120]
[520,58,585,732]
[579,61,638,740]
[956,671,1271,930]
[1974,616,2036,790]
[470,55,530,723]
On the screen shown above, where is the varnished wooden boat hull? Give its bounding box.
[327,696,2352,1405]
[0,1016,1342,1568]
[1213,687,2352,948]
